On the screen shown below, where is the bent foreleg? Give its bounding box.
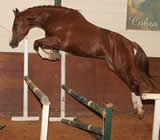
[34,36,61,60]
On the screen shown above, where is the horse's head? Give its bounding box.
[10,8,31,48]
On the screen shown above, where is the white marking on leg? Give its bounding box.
[131,92,138,111]
[38,47,56,60]
[38,47,47,59]
[136,95,144,115]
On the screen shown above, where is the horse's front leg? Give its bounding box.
[34,36,61,60]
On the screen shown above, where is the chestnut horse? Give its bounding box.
[10,6,155,118]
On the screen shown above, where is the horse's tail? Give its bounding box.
[133,42,150,76]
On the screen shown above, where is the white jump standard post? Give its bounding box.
[11,39,74,122]
[142,93,160,140]
[49,51,75,121]
[12,38,39,121]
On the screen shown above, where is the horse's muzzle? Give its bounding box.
[9,40,18,48]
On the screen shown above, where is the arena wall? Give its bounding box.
[0,53,158,116]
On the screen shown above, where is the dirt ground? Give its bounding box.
[0,113,158,140]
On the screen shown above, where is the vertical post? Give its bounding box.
[40,104,50,140]
[152,99,160,140]
[104,104,113,140]
[60,51,66,118]
[23,38,29,117]
[49,52,74,121]
[55,0,61,6]
[11,39,39,121]
[50,0,73,122]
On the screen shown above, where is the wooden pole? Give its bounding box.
[24,76,50,140]
[24,76,50,105]
[62,86,113,139]
[0,125,6,130]
[62,85,106,117]
[61,119,104,136]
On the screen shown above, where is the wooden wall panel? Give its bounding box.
[149,57,160,77]
[0,53,61,116]
[65,55,160,115]
[95,59,132,112]
[66,55,132,116]
[66,55,97,116]
[28,54,61,116]
[0,53,23,114]
[0,53,159,116]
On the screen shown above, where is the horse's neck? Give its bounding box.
[28,8,68,31]
[26,11,49,29]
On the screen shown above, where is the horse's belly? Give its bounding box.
[62,28,106,58]
[64,44,105,58]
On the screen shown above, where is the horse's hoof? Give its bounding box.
[0,125,6,130]
[38,48,60,61]
[133,108,138,114]
[137,111,144,119]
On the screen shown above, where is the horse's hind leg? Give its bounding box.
[131,92,144,119]
[131,92,138,112]
[135,95,144,119]
[127,77,144,119]
[114,70,144,119]
[105,57,144,118]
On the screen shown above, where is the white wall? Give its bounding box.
[0,0,160,57]
[0,0,53,53]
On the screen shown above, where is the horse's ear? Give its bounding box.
[15,8,19,13]
[13,8,20,17]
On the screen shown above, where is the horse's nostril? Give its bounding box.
[9,41,14,47]
[9,41,18,48]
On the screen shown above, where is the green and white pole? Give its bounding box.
[104,104,113,140]
[55,0,61,6]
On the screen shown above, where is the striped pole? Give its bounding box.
[62,86,113,140]
[24,76,50,104]
[55,0,61,6]
[62,119,103,136]
[62,85,106,117]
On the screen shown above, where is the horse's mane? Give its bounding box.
[21,5,78,15]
